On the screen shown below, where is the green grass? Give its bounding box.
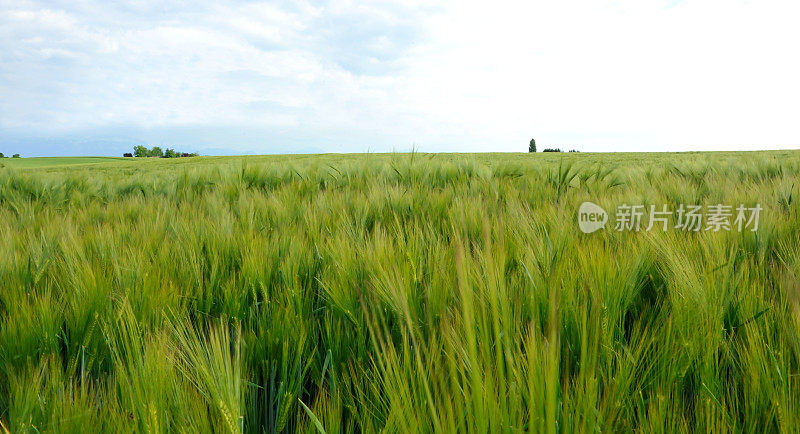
[0,156,132,169]
[1,151,799,432]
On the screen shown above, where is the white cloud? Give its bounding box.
[395,0,800,151]
[1,0,799,155]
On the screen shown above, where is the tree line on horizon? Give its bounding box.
[124,146,198,158]
[529,138,578,153]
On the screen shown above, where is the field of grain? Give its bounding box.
[1,151,799,432]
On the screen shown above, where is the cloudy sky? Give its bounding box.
[1,0,799,156]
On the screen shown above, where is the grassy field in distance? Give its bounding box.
[1,150,799,432]
[0,156,132,169]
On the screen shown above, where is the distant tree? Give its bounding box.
[0,153,4,158]
[133,145,148,157]
[529,138,536,153]
[129,145,197,160]
[542,148,562,153]
[568,149,579,153]
[12,154,20,158]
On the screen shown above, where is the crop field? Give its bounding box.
[1,151,800,432]
[0,157,131,169]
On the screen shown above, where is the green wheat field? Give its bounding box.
[1,151,799,432]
